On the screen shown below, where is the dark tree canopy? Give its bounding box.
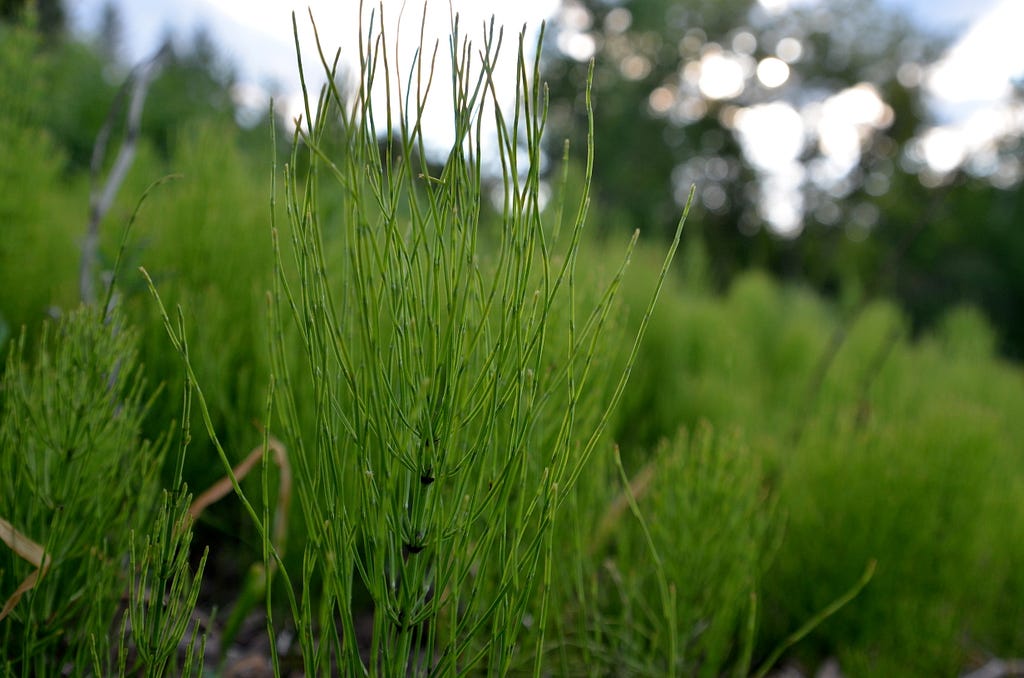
[541,0,1024,354]
[1,0,64,36]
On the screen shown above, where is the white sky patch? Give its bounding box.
[205,1,557,157]
[554,0,595,61]
[815,83,892,176]
[558,32,596,61]
[912,0,1024,180]
[733,102,805,171]
[70,0,558,159]
[697,48,749,100]
[732,102,806,235]
[755,0,820,16]
[915,126,966,175]
[926,0,1024,111]
[756,57,790,88]
[910,104,1024,180]
[732,84,894,233]
[759,166,806,237]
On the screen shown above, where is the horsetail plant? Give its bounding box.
[0,307,167,675]
[265,7,690,675]
[144,5,688,674]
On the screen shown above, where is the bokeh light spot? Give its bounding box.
[620,54,652,80]
[698,49,747,100]
[604,7,632,34]
[732,30,757,55]
[897,62,922,88]
[734,102,805,171]
[756,57,790,88]
[559,1,591,31]
[648,86,676,115]
[702,184,728,212]
[775,37,803,63]
[758,0,791,14]
[558,31,596,61]
[917,127,967,174]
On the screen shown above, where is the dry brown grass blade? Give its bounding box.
[589,457,657,557]
[188,435,292,552]
[0,516,52,621]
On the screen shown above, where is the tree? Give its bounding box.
[1,0,64,37]
[542,0,1024,353]
[94,0,124,65]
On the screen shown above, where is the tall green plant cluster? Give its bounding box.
[248,12,684,674]
[540,424,770,676]
[766,305,1024,674]
[610,264,1024,674]
[0,307,204,676]
[134,7,692,673]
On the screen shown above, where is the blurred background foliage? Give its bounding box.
[541,0,1024,356]
[2,0,1024,675]
[4,0,1022,355]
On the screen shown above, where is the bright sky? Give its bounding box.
[71,0,1019,119]
[707,0,1022,234]
[70,1,559,155]
[69,0,1024,235]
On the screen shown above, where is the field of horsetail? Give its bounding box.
[2,10,1024,677]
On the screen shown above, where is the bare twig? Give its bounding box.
[589,456,657,557]
[0,516,52,621]
[188,435,291,557]
[81,42,171,305]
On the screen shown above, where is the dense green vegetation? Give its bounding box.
[2,4,1024,676]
